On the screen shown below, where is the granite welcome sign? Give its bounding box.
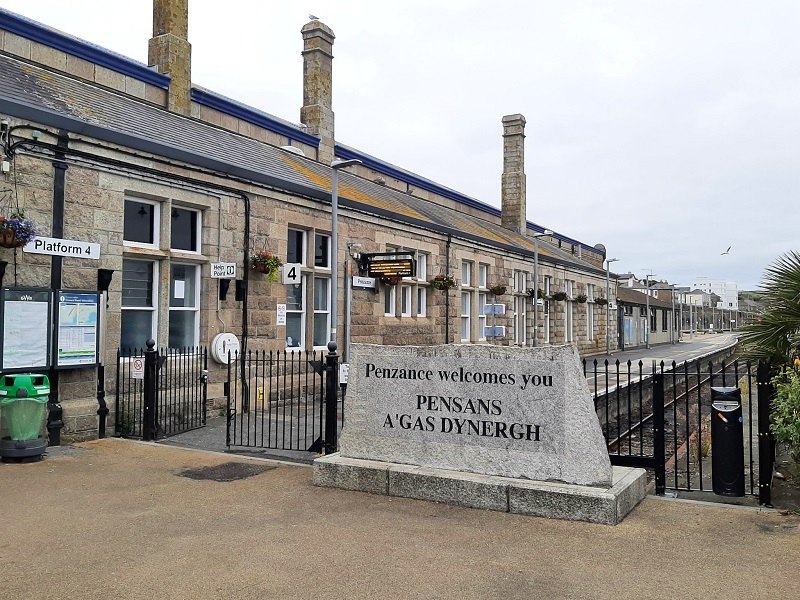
[337,343,612,487]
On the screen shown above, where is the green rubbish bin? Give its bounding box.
[0,374,50,459]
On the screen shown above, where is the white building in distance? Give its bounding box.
[691,278,738,310]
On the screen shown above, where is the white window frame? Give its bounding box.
[312,276,331,349]
[416,287,427,317]
[478,264,488,289]
[168,263,200,348]
[417,253,427,282]
[543,276,552,344]
[121,258,159,349]
[478,292,487,341]
[461,291,471,342]
[514,270,526,345]
[285,275,306,349]
[401,285,412,317]
[384,284,396,317]
[287,228,308,266]
[123,197,160,250]
[314,233,331,270]
[461,260,473,288]
[169,205,202,254]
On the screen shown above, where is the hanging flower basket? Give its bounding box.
[250,250,283,282]
[431,274,457,291]
[575,293,588,304]
[551,291,568,302]
[595,297,608,306]
[0,213,38,248]
[526,288,548,300]
[489,284,507,296]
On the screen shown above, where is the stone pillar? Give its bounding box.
[501,114,527,235]
[148,0,191,115]
[301,20,335,164]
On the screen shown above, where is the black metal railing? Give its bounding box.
[225,343,342,453]
[583,357,775,504]
[115,342,208,440]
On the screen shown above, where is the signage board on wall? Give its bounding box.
[23,236,100,260]
[210,262,237,279]
[55,291,100,368]
[276,304,287,326]
[1,288,51,371]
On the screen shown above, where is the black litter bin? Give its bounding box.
[710,386,745,497]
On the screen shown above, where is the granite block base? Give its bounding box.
[313,454,646,525]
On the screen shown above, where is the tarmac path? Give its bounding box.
[1,438,798,600]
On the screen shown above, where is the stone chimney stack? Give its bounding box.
[501,114,527,235]
[148,0,191,115]
[300,20,335,165]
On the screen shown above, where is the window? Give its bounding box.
[460,292,471,341]
[286,278,305,348]
[313,277,330,347]
[587,301,594,341]
[170,207,200,252]
[416,287,427,317]
[650,307,657,332]
[124,198,159,248]
[478,264,488,288]
[314,234,330,268]
[566,280,574,343]
[168,264,199,347]
[543,276,552,343]
[287,229,306,265]
[384,285,396,316]
[478,292,487,341]
[121,259,157,350]
[417,254,427,281]
[514,271,526,345]
[662,308,668,332]
[401,285,412,317]
[461,260,472,288]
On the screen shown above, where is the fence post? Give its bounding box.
[756,361,774,506]
[324,341,340,454]
[142,338,157,442]
[652,372,666,495]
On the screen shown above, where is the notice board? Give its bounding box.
[1,288,52,371]
[55,291,100,369]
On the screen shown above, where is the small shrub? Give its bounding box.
[771,367,800,462]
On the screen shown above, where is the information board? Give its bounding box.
[1,289,51,371]
[55,291,99,368]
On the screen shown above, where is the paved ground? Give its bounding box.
[1,439,798,600]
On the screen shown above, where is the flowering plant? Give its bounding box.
[489,284,507,296]
[0,212,38,248]
[551,291,568,301]
[575,293,588,304]
[527,288,548,300]
[595,297,609,306]
[430,273,457,291]
[250,250,282,282]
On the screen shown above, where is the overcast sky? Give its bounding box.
[4,1,798,289]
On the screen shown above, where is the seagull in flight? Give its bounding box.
[721,246,731,255]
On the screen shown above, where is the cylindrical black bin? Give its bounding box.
[710,386,745,497]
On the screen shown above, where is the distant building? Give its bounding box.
[692,278,739,310]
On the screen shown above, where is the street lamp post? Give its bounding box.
[644,272,652,349]
[532,230,553,347]
[330,159,362,346]
[605,258,619,355]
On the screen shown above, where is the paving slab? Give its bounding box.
[1,438,798,600]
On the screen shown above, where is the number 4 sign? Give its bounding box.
[282,263,302,284]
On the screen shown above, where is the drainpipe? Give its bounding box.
[46,130,69,446]
[445,234,451,344]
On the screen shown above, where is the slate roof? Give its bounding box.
[616,287,674,309]
[0,53,604,274]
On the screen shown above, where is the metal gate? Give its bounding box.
[225,345,342,454]
[115,342,208,440]
[584,357,775,505]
